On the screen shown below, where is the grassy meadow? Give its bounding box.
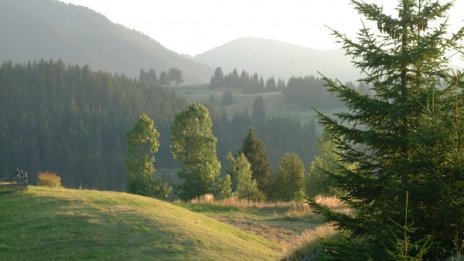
[170,84,345,127]
[0,187,281,260]
[0,187,345,260]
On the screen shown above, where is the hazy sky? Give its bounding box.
[60,0,464,56]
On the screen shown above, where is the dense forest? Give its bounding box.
[0,60,317,190]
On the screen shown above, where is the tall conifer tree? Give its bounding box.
[308,0,464,259]
[240,129,272,195]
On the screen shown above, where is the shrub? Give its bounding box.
[37,171,62,188]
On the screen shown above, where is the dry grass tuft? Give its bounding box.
[37,171,62,188]
[191,195,292,209]
[281,223,337,260]
[315,195,351,214]
[285,202,313,218]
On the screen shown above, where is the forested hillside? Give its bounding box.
[0,60,185,189]
[0,60,317,190]
[0,0,211,83]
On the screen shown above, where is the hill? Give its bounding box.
[0,0,211,84]
[194,37,358,82]
[0,187,281,260]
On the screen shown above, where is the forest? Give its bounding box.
[0,60,317,190]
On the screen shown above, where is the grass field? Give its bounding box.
[179,196,346,259]
[170,84,346,130]
[0,186,281,260]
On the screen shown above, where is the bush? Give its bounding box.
[37,171,62,188]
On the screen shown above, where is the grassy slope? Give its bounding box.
[171,85,345,127]
[0,187,280,260]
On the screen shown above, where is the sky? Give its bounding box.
[60,0,464,56]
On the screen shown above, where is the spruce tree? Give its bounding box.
[239,129,272,195]
[308,0,464,259]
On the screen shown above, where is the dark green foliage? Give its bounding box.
[139,69,158,87]
[126,113,170,198]
[221,90,234,105]
[0,60,185,189]
[209,68,278,94]
[167,68,183,85]
[251,96,266,122]
[239,129,273,195]
[159,71,169,85]
[170,103,222,200]
[270,153,305,201]
[283,76,344,108]
[308,0,464,260]
[212,110,317,170]
[210,67,224,88]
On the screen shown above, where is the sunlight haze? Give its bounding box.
[60,0,464,56]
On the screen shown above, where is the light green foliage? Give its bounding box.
[226,153,265,201]
[306,131,339,197]
[308,0,464,259]
[171,103,222,200]
[126,113,170,198]
[272,153,305,201]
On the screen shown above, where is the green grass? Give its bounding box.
[171,84,346,131]
[0,186,281,260]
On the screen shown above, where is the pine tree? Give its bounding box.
[308,0,464,259]
[251,96,266,123]
[239,129,272,195]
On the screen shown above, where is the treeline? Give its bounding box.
[282,76,371,108]
[139,67,183,86]
[210,67,285,94]
[0,60,317,190]
[0,60,185,189]
[211,108,316,169]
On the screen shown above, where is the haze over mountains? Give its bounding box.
[0,0,212,84]
[194,37,359,82]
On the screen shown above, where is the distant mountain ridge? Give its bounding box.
[194,37,359,82]
[0,0,212,83]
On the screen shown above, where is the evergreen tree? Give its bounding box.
[251,96,266,122]
[210,67,224,88]
[159,71,169,85]
[265,77,277,91]
[239,129,272,195]
[308,0,464,259]
[167,68,183,85]
[221,90,234,105]
[126,113,170,198]
[171,103,222,200]
[226,153,264,201]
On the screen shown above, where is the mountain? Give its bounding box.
[0,0,212,84]
[0,186,281,260]
[194,37,359,82]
